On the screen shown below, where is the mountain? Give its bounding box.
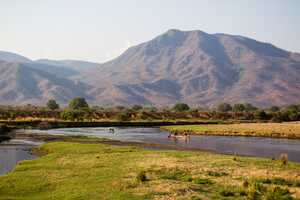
[0,29,299,107]
[0,61,91,105]
[81,29,300,107]
[0,51,31,63]
[36,59,100,72]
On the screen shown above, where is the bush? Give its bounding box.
[60,110,86,121]
[131,105,143,111]
[117,112,131,121]
[68,97,89,110]
[172,103,190,112]
[254,110,268,120]
[46,99,59,110]
[217,103,232,112]
[233,104,246,112]
[136,171,147,182]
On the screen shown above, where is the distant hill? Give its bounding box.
[0,29,299,107]
[0,51,31,63]
[0,61,91,105]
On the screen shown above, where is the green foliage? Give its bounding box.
[269,106,280,112]
[207,171,228,177]
[233,103,246,112]
[217,103,232,112]
[158,168,191,181]
[60,110,87,121]
[117,111,131,121]
[46,99,59,110]
[254,110,268,120]
[264,187,293,200]
[172,103,190,112]
[244,103,258,112]
[68,97,89,110]
[131,105,143,111]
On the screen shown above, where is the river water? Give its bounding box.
[22,127,300,162]
[0,139,41,175]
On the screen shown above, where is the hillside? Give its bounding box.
[81,29,300,107]
[0,29,299,107]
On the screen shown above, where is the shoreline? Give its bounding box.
[10,130,300,163]
[162,122,300,140]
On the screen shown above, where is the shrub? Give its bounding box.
[117,111,131,121]
[68,97,89,110]
[46,99,59,110]
[131,105,143,111]
[217,103,232,112]
[254,110,268,120]
[172,103,190,112]
[136,171,147,182]
[233,103,246,112]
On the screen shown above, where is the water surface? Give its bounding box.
[22,127,300,162]
[0,139,41,175]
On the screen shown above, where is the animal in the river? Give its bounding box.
[168,132,190,140]
[108,128,115,133]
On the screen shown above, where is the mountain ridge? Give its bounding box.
[0,29,299,107]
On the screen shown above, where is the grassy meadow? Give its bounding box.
[0,141,300,199]
[162,122,300,139]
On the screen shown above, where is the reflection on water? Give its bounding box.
[0,139,40,175]
[23,127,300,162]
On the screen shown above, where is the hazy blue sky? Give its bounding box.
[1,0,299,62]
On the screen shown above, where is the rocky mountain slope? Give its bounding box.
[0,29,299,107]
[81,29,300,107]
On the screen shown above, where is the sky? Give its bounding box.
[0,0,299,63]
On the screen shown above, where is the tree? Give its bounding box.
[46,99,59,110]
[269,106,280,112]
[68,97,89,110]
[232,104,246,112]
[172,103,190,112]
[217,103,232,112]
[132,105,143,111]
[254,110,268,120]
[244,103,257,112]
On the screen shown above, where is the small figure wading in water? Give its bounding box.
[108,128,115,134]
[168,132,190,141]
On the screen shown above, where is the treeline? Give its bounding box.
[0,98,299,122]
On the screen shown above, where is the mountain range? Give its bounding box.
[0,29,299,107]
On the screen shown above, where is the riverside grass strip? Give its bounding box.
[162,122,300,139]
[0,141,300,199]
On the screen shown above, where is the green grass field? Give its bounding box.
[162,122,300,139]
[0,141,300,199]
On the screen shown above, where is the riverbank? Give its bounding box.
[162,122,300,139]
[0,119,261,129]
[0,138,299,200]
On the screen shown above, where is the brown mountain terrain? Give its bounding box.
[0,61,90,105]
[81,29,300,107]
[0,29,299,107]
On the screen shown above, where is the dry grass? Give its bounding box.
[162,122,300,139]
